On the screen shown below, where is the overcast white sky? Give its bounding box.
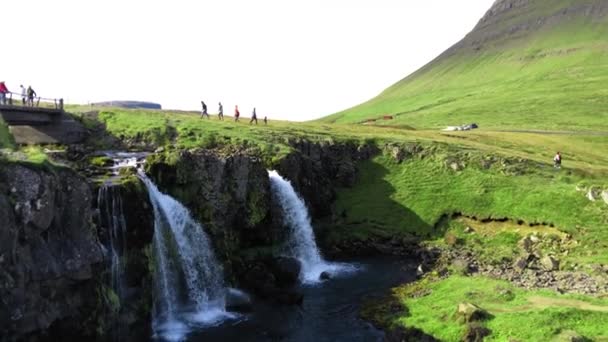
[2,0,494,121]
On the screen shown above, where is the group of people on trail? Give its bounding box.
[0,81,37,106]
[201,100,267,125]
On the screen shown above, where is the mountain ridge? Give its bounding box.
[321,0,608,130]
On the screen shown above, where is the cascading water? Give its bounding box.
[268,170,356,284]
[98,185,128,302]
[138,171,234,341]
[97,184,128,341]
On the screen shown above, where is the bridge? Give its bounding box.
[0,92,87,144]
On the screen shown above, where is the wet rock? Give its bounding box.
[416,264,426,276]
[320,271,331,280]
[0,163,104,339]
[226,288,253,312]
[541,256,560,271]
[272,257,301,287]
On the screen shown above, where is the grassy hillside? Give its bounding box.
[321,0,608,131]
[385,276,608,341]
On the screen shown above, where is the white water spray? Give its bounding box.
[139,171,235,341]
[268,170,356,284]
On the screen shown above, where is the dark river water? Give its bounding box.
[186,257,416,342]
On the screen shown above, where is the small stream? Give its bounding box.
[188,257,416,342]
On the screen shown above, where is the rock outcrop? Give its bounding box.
[0,162,103,340]
[277,139,377,218]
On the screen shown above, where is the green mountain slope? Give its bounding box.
[321,0,608,131]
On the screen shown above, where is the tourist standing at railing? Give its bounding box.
[20,85,26,105]
[27,86,37,107]
[0,82,8,105]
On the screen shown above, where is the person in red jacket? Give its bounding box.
[0,82,8,105]
[234,105,240,122]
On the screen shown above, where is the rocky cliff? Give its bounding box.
[0,162,103,340]
[0,139,377,339]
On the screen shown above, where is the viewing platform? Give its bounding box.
[0,92,86,144]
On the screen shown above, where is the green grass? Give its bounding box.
[321,2,608,131]
[332,152,608,265]
[0,117,14,149]
[392,275,608,341]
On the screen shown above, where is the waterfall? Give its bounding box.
[97,185,128,341]
[138,171,234,341]
[268,170,356,284]
[98,185,128,302]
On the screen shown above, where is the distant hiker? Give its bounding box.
[234,105,240,122]
[20,85,26,105]
[200,101,209,119]
[0,82,8,105]
[264,116,267,125]
[26,86,37,107]
[250,107,258,125]
[553,152,562,169]
[218,102,224,120]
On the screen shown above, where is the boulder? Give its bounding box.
[320,271,331,280]
[541,256,560,271]
[587,187,600,201]
[452,258,471,275]
[271,257,301,287]
[519,236,533,252]
[416,264,426,276]
[225,288,253,312]
[462,322,491,342]
[554,330,586,342]
[456,303,488,323]
[513,255,530,272]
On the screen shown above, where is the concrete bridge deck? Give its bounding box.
[0,104,87,144]
[0,104,64,125]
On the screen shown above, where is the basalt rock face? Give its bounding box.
[144,142,376,293]
[0,162,103,340]
[277,140,378,218]
[145,149,279,278]
[93,177,155,341]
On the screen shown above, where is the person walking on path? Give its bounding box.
[20,85,26,105]
[26,86,37,107]
[200,101,209,119]
[218,102,224,120]
[553,152,562,169]
[234,105,240,122]
[0,82,8,105]
[250,107,258,125]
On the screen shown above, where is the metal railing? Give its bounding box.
[0,91,64,110]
